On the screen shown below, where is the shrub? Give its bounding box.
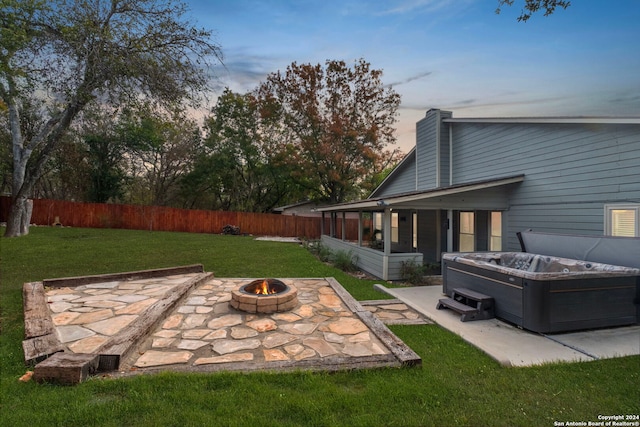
[304,240,332,262]
[221,224,240,235]
[330,250,358,272]
[400,259,429,285]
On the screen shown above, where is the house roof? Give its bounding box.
[442,117,640,125]
[317,174,525,212]
[272,200,316,212]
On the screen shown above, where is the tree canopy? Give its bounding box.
[496,0,571,22]
[0,0,222,236]
[256,59,402,204]
[182,89,306,212]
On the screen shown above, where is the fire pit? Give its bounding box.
[230,279,298,313]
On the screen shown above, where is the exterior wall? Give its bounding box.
[373,151,417,197]
[448,122,640,250]
[416,109,453,190]
[321,235,423,280]
[438,113,452,186]
[416,111,438,190]
[373,109,452,198]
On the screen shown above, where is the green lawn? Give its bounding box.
[1,227,638,426]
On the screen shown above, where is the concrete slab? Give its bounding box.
[254,236,301,243]
[375,285,640,367]
[547,326,640,359]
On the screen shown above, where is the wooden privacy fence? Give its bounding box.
[0,197,365,240]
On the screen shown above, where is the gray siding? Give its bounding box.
[439,116,451,186]
[416,113,438,190]
[321,236,422,280]
[373,151,416,197]
[449,122,640,249]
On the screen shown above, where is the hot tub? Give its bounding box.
[442,252,640,333]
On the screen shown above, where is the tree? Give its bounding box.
[0,0,222,237]
[118,106,202,206]
[182,89,304,212]
[255,59,401,204]
[33,132,91,202]
[84,129,127,204]
[496,0,571,22]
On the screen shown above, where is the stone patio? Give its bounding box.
[22,266,425,383]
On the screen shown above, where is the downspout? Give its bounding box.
[341,212,346,241]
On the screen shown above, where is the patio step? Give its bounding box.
[436,287,495,322]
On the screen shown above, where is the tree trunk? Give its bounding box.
[5,197,32,237]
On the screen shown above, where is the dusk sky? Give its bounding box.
[184,0,640,153]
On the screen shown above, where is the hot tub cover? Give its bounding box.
[518,230,640,269]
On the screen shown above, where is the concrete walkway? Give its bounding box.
[376,284,640,367]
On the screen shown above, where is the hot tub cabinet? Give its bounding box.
[442,252,640,333]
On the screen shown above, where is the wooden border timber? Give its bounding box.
[33,353,100,385]
[22,282,64,364]
[43,264,205,288]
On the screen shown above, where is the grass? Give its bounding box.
[1,227,638,426]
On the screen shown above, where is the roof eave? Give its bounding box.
[443,117,640,125]
[318,174,525,212]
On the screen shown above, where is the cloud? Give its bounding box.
[377,0,456,15]
[385,70,433,87]
[608,93,640,106]
[212,52,279,93]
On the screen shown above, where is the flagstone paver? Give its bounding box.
[194,353,253,365]
[56,325,95,343]
[85,314,137,336]
[212,338,262,355]
[263,349,289,361]
[135,350,192,367]
[68,335,110,353]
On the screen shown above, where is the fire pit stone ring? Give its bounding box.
[230,279,299,313]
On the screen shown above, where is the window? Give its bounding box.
[391,212,399,243]
[412,212,418,250]
[605,204,640,237]
[373,212,383,238]
[489,211,502,251]
[459,211,475,252]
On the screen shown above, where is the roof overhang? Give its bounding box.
[443,117,640,125]
[317,174,525,212]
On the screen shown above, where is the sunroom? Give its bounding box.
[317,175,524,280]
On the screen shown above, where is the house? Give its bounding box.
[318,109,640,280]
[272,200,358,219]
